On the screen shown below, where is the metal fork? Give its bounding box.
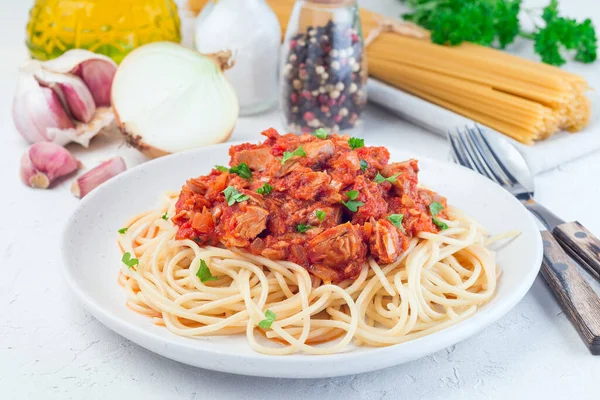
[448,125,600,355]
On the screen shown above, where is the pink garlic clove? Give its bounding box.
[41,49,117,106]
[34,70,96,123]
[76,59,116,106]
[12,72,75,143]
[20,142,80,189]
[71,157,126,198]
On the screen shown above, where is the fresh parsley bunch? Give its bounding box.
[402,0,597,66]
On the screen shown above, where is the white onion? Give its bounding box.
[111,42,239,158]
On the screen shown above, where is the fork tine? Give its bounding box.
[450,127,503,186]
[465,127,510,185]
[470,126,520,185]
[448,129,472,168]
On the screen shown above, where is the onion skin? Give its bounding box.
[111,42,239,158]
[20,142,80,189]
[114,108,234,158]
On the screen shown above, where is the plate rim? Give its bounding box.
[60,142,543,378]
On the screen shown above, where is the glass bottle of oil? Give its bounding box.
[26,0,182,64]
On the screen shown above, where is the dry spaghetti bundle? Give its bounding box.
[188,0,591,144]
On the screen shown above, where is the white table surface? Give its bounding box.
[2,0,600,399]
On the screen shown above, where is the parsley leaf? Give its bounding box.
[296,224,313,233]
[229,163,253,180]
[348,137,364,150]
[281,146,307,164]
[387,214,405,231]
[359,159,368,172]
[346,190,359,200]
[342,190,364,212]
[315,210,326,222]
[196,259,218,282]
[402,0,597,66]
[161,212,168,220]
[222,186,249,206]
[429,201,444,216]
[374,172,400,184]
[256,183,273,195]
[433,217,449,230]
[215,165,229,173]
[258,309,276,329]
[118,227,128,234]
[121,252,139,268]
[313,128,328,139]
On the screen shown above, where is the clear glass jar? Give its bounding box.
[195,0,280,116]
[26,0,181,64]
[280,0,367,135]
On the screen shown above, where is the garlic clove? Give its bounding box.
[77,59,116,107]
[34,70,96,123]
[12,72,75,143]
[20,142,80,189]
[71,157,126,198]
[41,49,117,107]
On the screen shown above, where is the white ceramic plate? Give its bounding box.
[61,143,543,378]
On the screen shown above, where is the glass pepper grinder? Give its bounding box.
[280,0,367,135]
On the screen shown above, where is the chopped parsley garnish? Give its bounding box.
[296,224,313,233]
[315,210,326,222]
[374,172,400,184]
[229,163,253,180]
[118,227,128,234]
[161,212,168,220]
[342,190,364,212]
[387,214,405,231]
[222,186,249,206]
[429,201,444,216]
[313,128,328,139]
[121,252,139,269]
[429,201,447,229]
[215,165,229,173]
[281,146,307,164]
[258,309,276,329]
[359,159,368,172]
[433,217,449,230]
[256,183,274,195]
[348,137,364,150]
[196,259,218,282]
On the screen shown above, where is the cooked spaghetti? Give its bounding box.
[117,129,503,355]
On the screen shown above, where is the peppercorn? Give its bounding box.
[281,19,367,134]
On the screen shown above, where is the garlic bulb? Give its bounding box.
[12,50,117,147]
[20,142,80,189]
[71,157,127,198]
[111,42,239,158]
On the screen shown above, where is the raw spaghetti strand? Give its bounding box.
[117,193,500,355]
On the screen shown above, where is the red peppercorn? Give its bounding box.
[303,111,315,121]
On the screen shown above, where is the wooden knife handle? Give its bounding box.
[540,231,600,355]
[553,221,600,282]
